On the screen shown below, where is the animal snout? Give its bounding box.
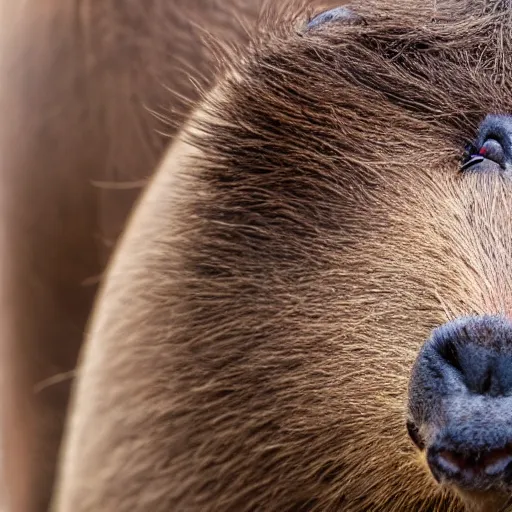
[408,315,512,492]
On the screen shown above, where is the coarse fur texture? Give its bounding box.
[52,0,512,511]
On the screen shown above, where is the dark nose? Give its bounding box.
[408,315,512,492]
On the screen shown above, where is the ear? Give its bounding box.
[305,6,362,31]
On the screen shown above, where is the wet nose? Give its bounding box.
[408,315,512,492]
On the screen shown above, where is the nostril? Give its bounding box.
[481,368,492,394]
[428,319,510,396]
[437,340,495,395]
[437,339,463,374]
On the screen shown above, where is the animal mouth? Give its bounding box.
[429,445,512,489]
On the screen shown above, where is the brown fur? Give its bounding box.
[52,0,512,510]
[0,0,260,510]
[4,0,512,510]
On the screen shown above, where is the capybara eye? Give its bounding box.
[460,138,506,172]
[478,139,505,166]
[460,148,484,172]
[306,6,358,30]
[460,115,512,173]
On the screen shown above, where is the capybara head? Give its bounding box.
[55,1,512,511]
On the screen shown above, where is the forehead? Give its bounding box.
[187,0,512,236]
[221,0,512,152]
[182,1,512,294]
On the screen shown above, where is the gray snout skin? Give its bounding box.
[408,315,512,511]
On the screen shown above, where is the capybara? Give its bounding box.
[4,0,512,511]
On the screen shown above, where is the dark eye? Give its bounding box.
[460,138,506,172]
[306,6,359,30]
[478,138,505,166]
[460,114,512,173]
